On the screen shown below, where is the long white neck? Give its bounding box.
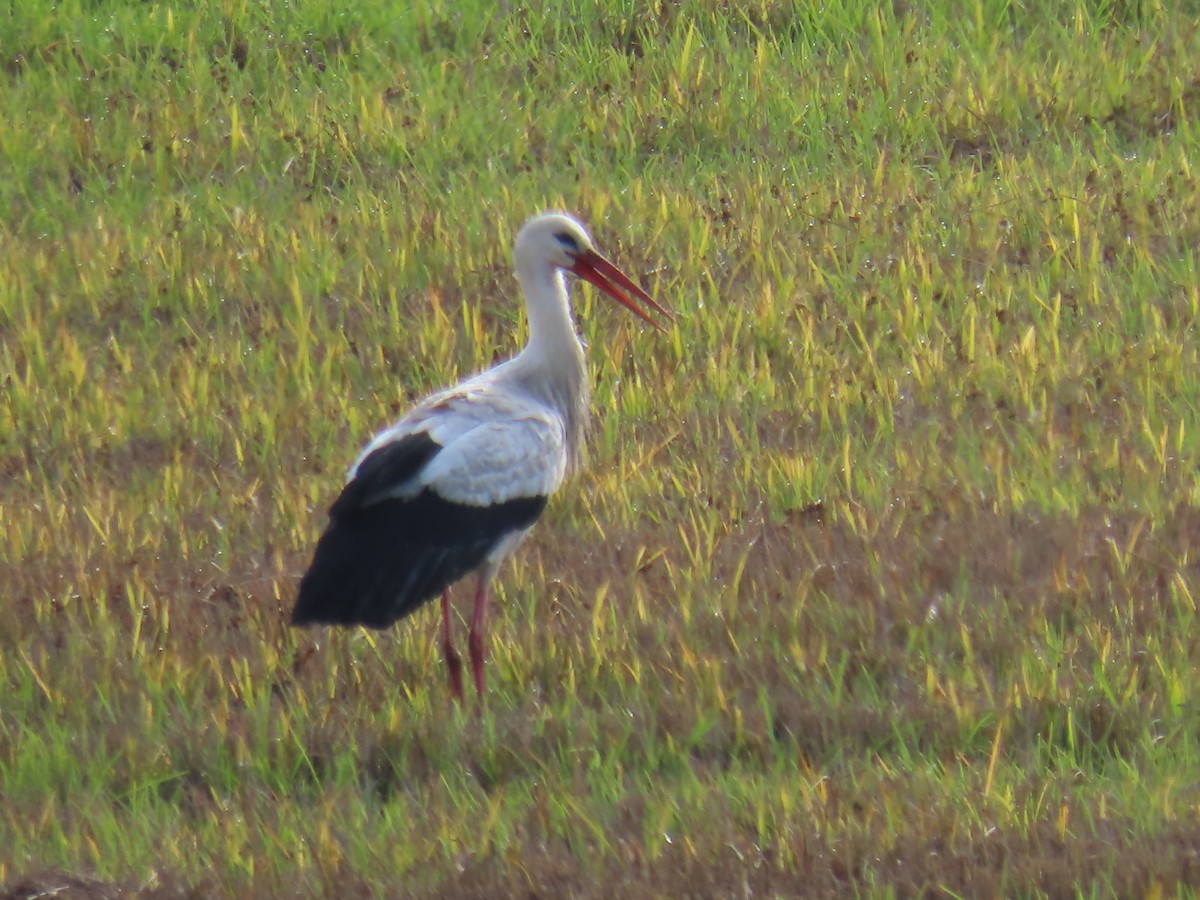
[516,260,575,351]
[511,257,589,469]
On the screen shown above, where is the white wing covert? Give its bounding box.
[350,380,568,508]
[419,412,566,506]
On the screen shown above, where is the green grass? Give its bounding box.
[4,0,1200,895]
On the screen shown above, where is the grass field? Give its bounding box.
[4,0,1200,896]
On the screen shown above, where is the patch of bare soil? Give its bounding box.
[1,870,203,900]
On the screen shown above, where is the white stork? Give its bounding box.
[291,211,672,702]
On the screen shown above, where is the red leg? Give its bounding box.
[441,589,463,703]
[468,578,489,699]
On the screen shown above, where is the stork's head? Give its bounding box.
[515,212,596,270]
[514,212,673,332]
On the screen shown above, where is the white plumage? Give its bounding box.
[292,211,671,702]
[360,383,569,507]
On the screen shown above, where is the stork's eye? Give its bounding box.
[554,231,580,252]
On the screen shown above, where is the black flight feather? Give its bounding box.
[292,431,548,629]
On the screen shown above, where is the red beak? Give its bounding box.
[567,250,674,333]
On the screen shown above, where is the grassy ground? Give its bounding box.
[4,0,1200,895]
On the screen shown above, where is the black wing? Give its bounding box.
[291,432,547,629]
